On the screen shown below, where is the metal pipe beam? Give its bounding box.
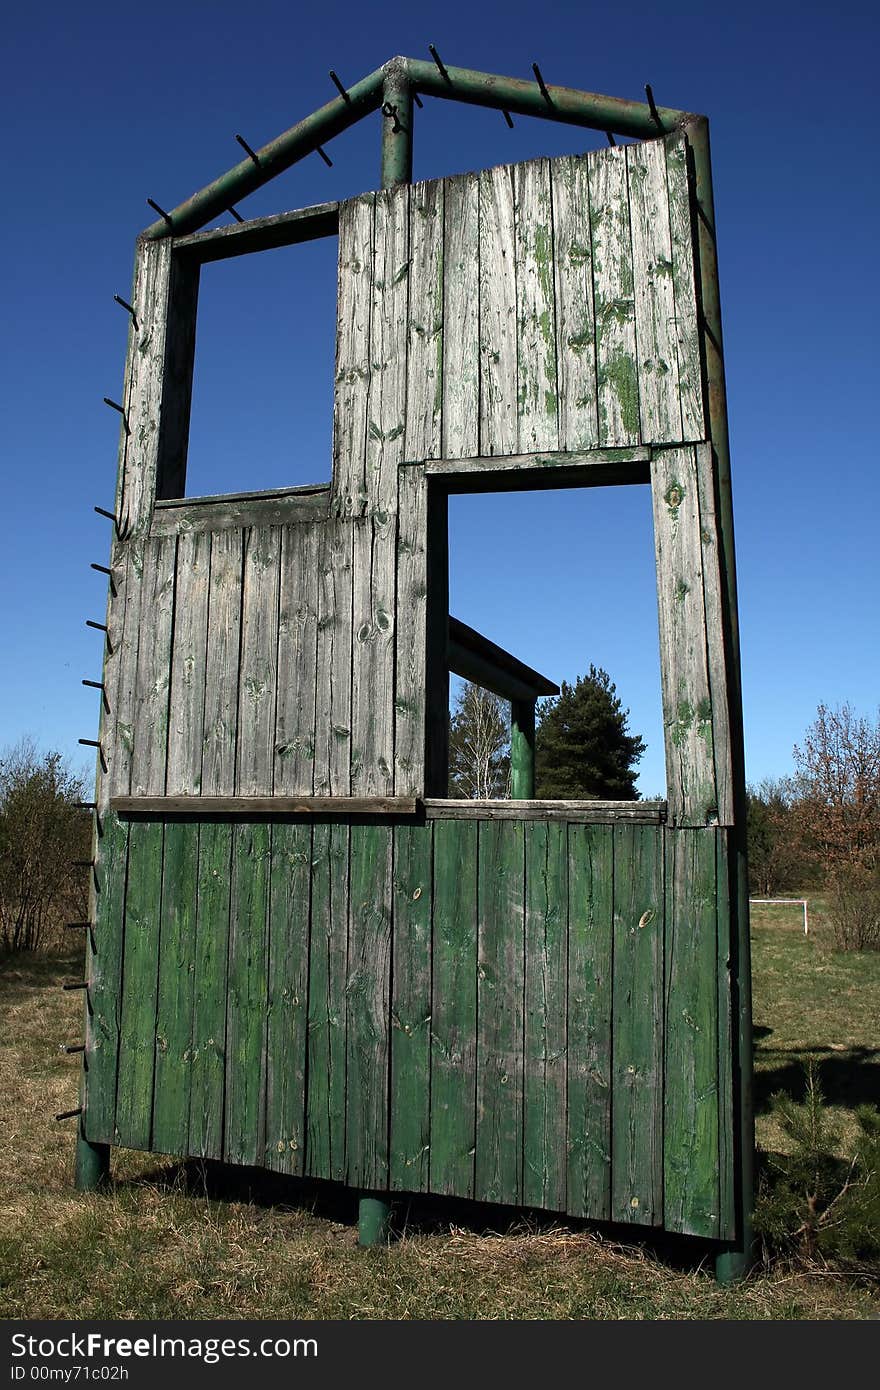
[142,65,387,239]
[143,56,693,240]
[381,59,413,189]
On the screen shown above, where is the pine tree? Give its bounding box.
[535,666,645,800]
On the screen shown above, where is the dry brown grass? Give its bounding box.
[1,942,877,1321]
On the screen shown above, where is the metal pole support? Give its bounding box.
[510,699,536,800]
[380,61,413,189]
[75,1128,110,1192]
[358,1195,392,1247]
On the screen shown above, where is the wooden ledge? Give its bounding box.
[111,795,418,818]
[424,799,666,823]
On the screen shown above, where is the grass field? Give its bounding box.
[1,904,878,1321]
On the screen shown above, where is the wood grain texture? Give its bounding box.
[651,446,718,825]
[479,164,518,456]
[82,812,128,1145]
[108,543,144,799]
[552,155,599,451]
[332,195,374,517]
[611,824,664,1226]
[314,520,353,797]
[695,442,734,825]
[588,146,640,447]
[523,820,567,1211]
[405,179,443,461]
[201,528,243,796]
[306,822,349,1181]
[664,133,705,441]
[566,823,613,1220]
[394,463,427,796]
[515,159,558,453]
[224,822,270,1166]
[152,821,199,1153]
[476,819,525,1206]
[116,238,172,540]
[188,821,232,1158]
[345,824,392,1188]
[442,173,479,459]
[151,486,330,536]
[430,819,478,1197]
[716,830,736,1242]
[265,822,311,1173]
[130,536,177,796]
[390,824,432,1190]
[114,820,163,1150]
[627,138,683,444]
[664,827,720,1237]
[274,524,319,795]
[235,526,281,795]
[166,529,210,795]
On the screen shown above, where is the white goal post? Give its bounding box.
[749,898,809,935]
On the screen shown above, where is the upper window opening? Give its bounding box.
[180,233,338,498]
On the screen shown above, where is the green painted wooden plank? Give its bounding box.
[152,821,199,1154]
[611,824,664,1226]
[566,823,613,1219]
[716,829,736,1241]
[345,824,392,1189]
[115,820,164,1150]
[523,820,568,1211]
[390,824,432,1190]
[476,819,525,1207]
[306,822,349,1181]
[429,819,478,1197]
[83,812,129,1145]
[664,827,720,1237]
[188,821,232,1158]
[224,822,270,1166]
[265,822,311,1174]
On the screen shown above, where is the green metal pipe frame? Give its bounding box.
[75,1129,110,1191]
[358,1195,391,1247]
[510,699,536,800]
[134,54,753,1281]
[143,55,694,239]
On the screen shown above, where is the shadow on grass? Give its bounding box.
[754,1047,880,1113]
[113,1157,717,1271]
[0,948,81,999]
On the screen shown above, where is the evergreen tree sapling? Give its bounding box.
[535,666,645,800]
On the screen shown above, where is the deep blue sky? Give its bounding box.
[2,0,877,797]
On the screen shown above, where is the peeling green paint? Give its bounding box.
[664,480,684,520]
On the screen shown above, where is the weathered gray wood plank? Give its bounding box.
[515,159,558,453]
[552,155,599,451]
[664,133,705,442]
[108,542,144,798]
[313,520,353,797]
[131,536,176,796]
[166,529,210,795]
[201,528,243,795]
[275,523,319,795]
[151,486,330,535]
[442,173,479,460]
[651,446,718,825]
[173,201,339,263]
[394,463,427,796]
[405,179,443,461]
[695,442,734,825]
[587,146,639,447]
[112,795,417,816]
[479,164,518,456]
[235,526,281,795]
[116,238,172,540]
[332,194,374,518]
[627,139,683,444]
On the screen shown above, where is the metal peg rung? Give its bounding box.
[63,981,89,992]
[113,294,138,327]
[316,145,333,168]
[645,83,663,130]
[329,70,351,103]
[227,206,244,224]
[55,1107,83,1122]
[502,110,514,129]
[235,133,260,165]
[532,62,552,105]
[146,198,172,226]
[428,44,451,83]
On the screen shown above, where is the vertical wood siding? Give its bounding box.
[98,818,734,1240]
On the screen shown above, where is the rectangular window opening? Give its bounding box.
[177,232,339,499]
[443,483,667,804]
